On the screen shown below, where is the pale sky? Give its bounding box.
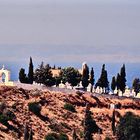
[0,0,140,64]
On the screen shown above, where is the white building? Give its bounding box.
[0,65,13,86]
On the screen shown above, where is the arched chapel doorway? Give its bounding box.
[2,73,6,83]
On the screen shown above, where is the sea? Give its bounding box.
[1,62,140,88]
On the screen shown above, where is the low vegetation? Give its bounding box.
[116,112,140,140]
[104,137,112,140]
[64,103,76,112]
[0,114,9,125]
[0,102,16,126]
[28,102,41,116]
[45,133,69,140]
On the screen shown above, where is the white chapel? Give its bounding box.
[0,65,13,86]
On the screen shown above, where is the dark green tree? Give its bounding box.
[64,103,76,112]
[119,64,126,94]
[116,112,140,140]
[28,102,41,116]
[45,133,68,140]
[96,64,109,93]
[95,79,101,89]
[45,133,59,140]
[60,67,81,88]
[28,57,34,84]
[82,64,89,90]
[89,67,95,92]
[34,62,44,84]
[54,76,61,87]
[19,68,28,83]
[83,104,100,140]
[84,104,93,140]
[111,109,116,136]
[28,128,33,140]
[116,73,121,93]
[52,65,56,69]
[104,137,111,140]
[34,62,55,86]
[58,67,62,70]
[111,76,116,92]
[24,123,29,140]
[59,133,69,140]
[132,78,140,96]
[43,64,55,86]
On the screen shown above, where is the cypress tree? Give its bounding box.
[83,103,100,140]
[120,64,126,94]
[28,57,34,84]
[53,65,56,69]
[111,76,116,92]
[34,62,44,84]
[24,123,29,140]
[116,73,121,93]
[104,70,109,93]
[89,67,95,92]
[84,104,93,140]
[82,64,89,90]
[96,64,109,93]
[19,68,28,83]
[112,109,116,136]
[28,128,33,140]
[132,78,140,96]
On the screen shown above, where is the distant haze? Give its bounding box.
[0,0,140,84]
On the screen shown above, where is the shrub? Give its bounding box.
[104,137,111,140]
[0,114,8,125]
[116,112,140,140]
[61,122,71,130]
[28,102,41,115]
[48,123,61,132]
[0,102,6,113]
[64,103,76,112]
[3,109,16,121]
[116,103,121,109]
[59,133,69,140]
[79,131,84,138]
[45,133,69,140]
[45,133,59,140]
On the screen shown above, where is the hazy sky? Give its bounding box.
[0,0,140,65]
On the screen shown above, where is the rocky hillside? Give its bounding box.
[0,86,140,140]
